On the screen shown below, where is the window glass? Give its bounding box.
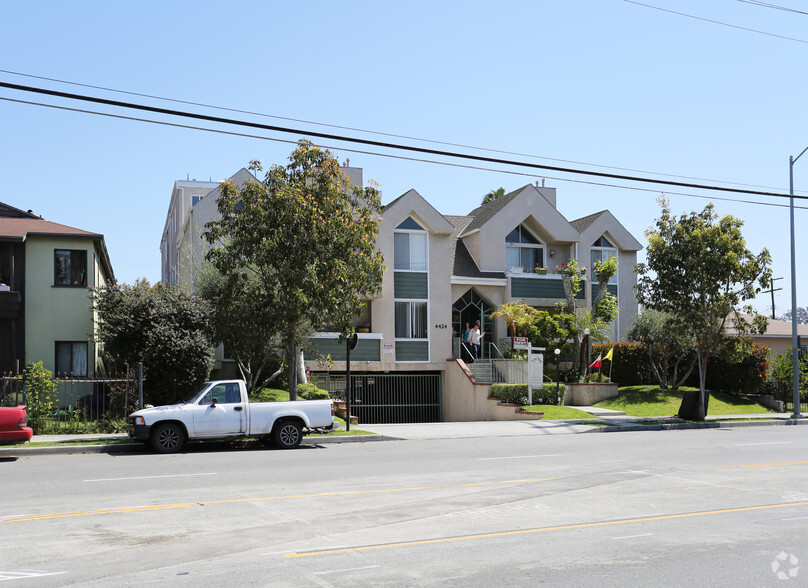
[411,302,427,338]
[394,227,427,271]
[409,233,427,271]
[54,250,87,286]
[591,246,618,285]
[505,225,543,270]
[55,342,88,376]
[396,218,424,230]
[506,247,521,269]
[395,301,428,339]
[394,233,410,270]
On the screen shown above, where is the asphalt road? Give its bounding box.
[2,426,808,586]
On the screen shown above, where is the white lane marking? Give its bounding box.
[477,454,562,460]
[782,516,808,521]
[733,442,793,446]
[0,570,67,580]
[313,566,379,575]
[264,546,347,555]
[612,533,654,540]
[84,473,218,482]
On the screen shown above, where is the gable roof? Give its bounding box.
[0,207,114,281]
[570,210,606,233]
[0,217,102,241]
[464,185,530,233]
[382,189,455,234]
[0,202,40,219]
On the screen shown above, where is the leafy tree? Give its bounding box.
[526,305,575,359]
[771,348,808,392]
[203,140,385,399]
[628,309,695,390]
[195,260,285,394]
[635,200,771,420]
[780,307,808,324]
[592,256,619,324]
[490,300,536,338]
[482,187,506,205]
[92,279,214,405]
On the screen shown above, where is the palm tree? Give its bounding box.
[573,310,610,378]
[482,187,506,205]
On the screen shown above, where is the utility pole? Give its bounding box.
[762,277,783,319]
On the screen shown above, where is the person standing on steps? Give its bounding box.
[463,322,473,362]
[470,319,485,360]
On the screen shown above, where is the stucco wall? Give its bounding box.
[24,237,105,374]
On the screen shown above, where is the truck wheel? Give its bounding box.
[151,422,186,454]
[273,420,302,449]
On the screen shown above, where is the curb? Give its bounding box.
[0,434,393,457]
[585,419,808,433]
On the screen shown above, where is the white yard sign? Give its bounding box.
[526,343,545,406]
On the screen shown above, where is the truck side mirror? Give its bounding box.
[211,397,218,407]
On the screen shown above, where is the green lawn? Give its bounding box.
[595,386,777,417]
[520,405,597,419]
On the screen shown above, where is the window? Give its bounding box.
[395,301,428,339]
[505,224,543,270]
[394,218,427,271]
[54,249,87,286]
[591,236,618,285]
[55,341,88,376]
[199,383,241,405]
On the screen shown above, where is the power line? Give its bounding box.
[738,0,808,16]
[0,68,788,194]
[625,0,808,44]
[0,80,798,201]
[4,94,807,212]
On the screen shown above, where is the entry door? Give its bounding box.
[192,382,246,436]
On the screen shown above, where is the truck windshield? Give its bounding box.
[180,383,212,404]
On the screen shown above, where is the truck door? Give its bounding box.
[192,383,246,436]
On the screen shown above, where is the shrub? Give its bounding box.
[491,383,566,406]
[591,342,655,386]
[701,343,769,395]
[250,388,288,402]
[297,382,330,400]
[23,361,58,434]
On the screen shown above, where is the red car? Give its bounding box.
[0,406,33,446]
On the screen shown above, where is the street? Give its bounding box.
[2,426,808,586]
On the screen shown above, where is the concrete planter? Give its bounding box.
[564,382,618,406]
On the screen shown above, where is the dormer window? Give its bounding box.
[394,218,427,271]
[505,224,543,270]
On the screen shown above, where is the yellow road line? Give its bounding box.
[0,477,556,525]
[285,501,808,558]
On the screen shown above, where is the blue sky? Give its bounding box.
[2,1,807,317]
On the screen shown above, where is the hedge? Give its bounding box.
[591,342,654,386]
[491,383,566,406]
[591,341,769,395]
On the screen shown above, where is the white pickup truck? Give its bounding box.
[127,380,337,453]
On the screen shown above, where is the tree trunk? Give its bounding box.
[287,331,298,401]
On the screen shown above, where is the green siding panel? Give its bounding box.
[394,272,428,299]
[511,277,586,300]
[306,338,380,362]
[591,283,618,298]
[396,340,429,361]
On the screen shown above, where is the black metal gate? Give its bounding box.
[312,372,442,423]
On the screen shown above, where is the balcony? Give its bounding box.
[305,332,382,362]
[0,290,21,319]
[509,272,585,301]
